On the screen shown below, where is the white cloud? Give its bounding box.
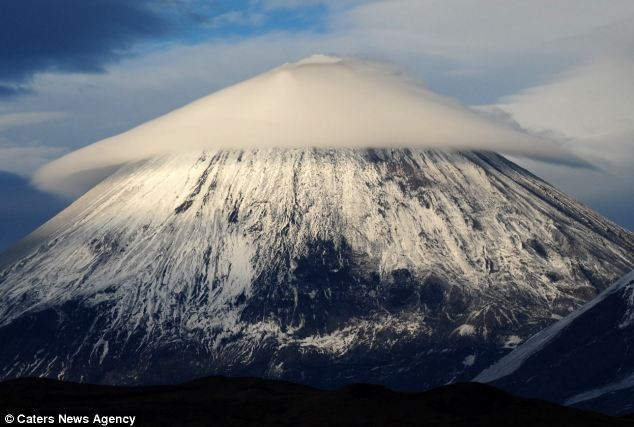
[33,56,580,197]
[7,1,633,141]
[0,111,67,130]
[0,111,68,175]
[496,59,634,143]
[0,143,66,176]
[485,58,634,228]
[335,0,634,58]
[0,1,631,226]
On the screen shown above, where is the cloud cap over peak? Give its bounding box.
[34,56,582,197]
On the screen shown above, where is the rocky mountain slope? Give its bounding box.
[0,147,631,388]
[476,270,634,415]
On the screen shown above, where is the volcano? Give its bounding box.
[0,57,632,389]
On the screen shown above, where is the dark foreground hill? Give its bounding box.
[0,376,632,427]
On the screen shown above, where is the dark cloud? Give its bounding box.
[0,0,188,93]
[0,171,68,252]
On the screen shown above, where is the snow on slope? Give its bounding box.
[32,55,581,198]
[475,270,634,415]
[476,270,634,382]
[0,148,631,388]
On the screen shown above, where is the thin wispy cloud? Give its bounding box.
[0,111,67,130]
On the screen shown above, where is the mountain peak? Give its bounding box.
[294,54,342,65]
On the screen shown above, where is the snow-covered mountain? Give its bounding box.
[475,270,634,415]
[0,147,632,388]
[0,56,632,389]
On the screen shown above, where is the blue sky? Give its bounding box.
[0,0,633,250]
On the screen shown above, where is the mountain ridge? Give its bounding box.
[476,270,634,415]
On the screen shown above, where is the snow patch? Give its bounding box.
[618,278,634,329]
[502,335,523,349]
[463,354,476,367]
[454,324,476,337]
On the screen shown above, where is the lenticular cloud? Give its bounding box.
[34,55,580,197]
